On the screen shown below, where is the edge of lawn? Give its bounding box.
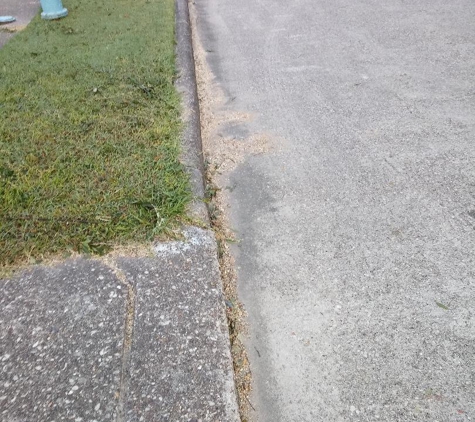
[0,0,196,272]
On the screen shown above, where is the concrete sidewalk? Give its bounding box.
[1,227,239,421]
[0,0,39,48]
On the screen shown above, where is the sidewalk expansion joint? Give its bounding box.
[103,259,136,422]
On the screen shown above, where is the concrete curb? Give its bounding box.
[175,1,241,420]
[175,0,209,225]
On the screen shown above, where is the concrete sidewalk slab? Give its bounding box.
[120,227,238,421]
[1,227,239,421]
[0,0,39,48]
[1,259,125,421]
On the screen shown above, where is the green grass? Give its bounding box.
[0,0,190,267]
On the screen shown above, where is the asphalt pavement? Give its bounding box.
[193,0,475,420]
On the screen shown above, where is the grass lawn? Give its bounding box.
[0,0,190,268]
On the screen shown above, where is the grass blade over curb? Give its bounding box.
[0,0,190,267]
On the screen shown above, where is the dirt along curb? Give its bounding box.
[180,0,255,420]
[175,0,248,420]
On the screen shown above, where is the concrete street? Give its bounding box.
[193,0,475,420]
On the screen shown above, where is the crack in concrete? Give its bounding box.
[102,259,136,422]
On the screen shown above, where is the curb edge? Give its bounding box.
[175,0,210,226]
[175,2,241,420]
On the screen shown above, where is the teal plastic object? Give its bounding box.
[0,16,16,24]
[40,0,68,20]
